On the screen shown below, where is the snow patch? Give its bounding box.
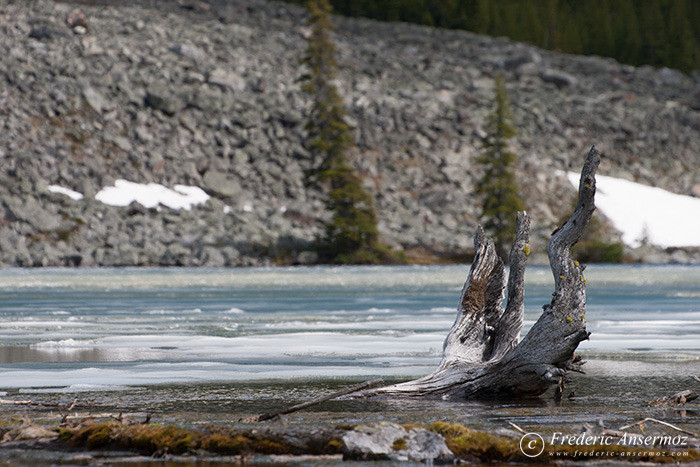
[566,173,700,248]
[48,185,84,200]
[95,180,209,210]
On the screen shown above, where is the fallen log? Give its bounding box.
[358,146,601,399]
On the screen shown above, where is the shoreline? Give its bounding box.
[1,413,698,464]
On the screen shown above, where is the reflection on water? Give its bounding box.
[2,373,697,435]
[0,346,116,363]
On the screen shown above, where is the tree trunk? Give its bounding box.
[358,147,601,400]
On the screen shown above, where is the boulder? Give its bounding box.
[202,170,241,198]
[540,68,578,87]
[342,422,453,463]
[5,198,62,232]
[83,86,109,113]
[207,68,246,91]
[145,84,185,115]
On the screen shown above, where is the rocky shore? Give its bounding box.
[0,0,698,266]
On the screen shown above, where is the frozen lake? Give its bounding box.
[0,264,698,391]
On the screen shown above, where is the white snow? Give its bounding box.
[48,185,84,200]
[567,173,700,248]
[95,179,209,210]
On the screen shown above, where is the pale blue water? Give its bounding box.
[0,264,698,392]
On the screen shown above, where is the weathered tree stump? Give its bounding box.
[359,147,601,399]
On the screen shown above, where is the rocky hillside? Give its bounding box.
[0,0,698,267]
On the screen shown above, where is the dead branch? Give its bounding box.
[242,378,383,422]
[59,398,78,426]
[618,417,698,438]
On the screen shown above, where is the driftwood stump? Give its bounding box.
[359,147,601,399]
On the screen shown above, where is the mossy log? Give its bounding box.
[359,147,601,399]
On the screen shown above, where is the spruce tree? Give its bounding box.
[301,0,392,264]
[475,73,525,262]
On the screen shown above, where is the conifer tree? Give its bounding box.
[475,74,525,262]
[301,0,392,264]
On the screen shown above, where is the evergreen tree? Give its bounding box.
[667,0,695,73]
[287,0,699,74]
[301,0,393,264]
[475,74,525,262]
[611,0,642,66]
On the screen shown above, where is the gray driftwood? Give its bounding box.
[648,389,699,407]
[358,147,601,399]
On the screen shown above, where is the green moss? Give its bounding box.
[201,433,249,454]
[431,421,700,463]
[0,419,17,429]
[56,229,73,242]
[64,423,198,455]
[431,421,470,439]
[432,422,517,461]
[127,425,196,455]
[392,438,408,450]
[57,427,74,441]
[85,423,113,449]
[324,438,343,453]
[251,438,291,454]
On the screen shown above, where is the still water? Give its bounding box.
[0,265,698,433]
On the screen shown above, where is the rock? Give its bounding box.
[5,198,62,232]
[202,170,241,198]
[145,84,185,115]
[2,424,57,442]
[170,41,206,62]
[28,25,68,41]
[342,422,453,463]
[692,184,700,198]
[83,86,108,113]
[540,68,578,87]
[295,250,318,264]
[656,67,686,87]
[190,88,223,112]
[65,9,88,31]
[207,68,246,91]
[504,50,541,70]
